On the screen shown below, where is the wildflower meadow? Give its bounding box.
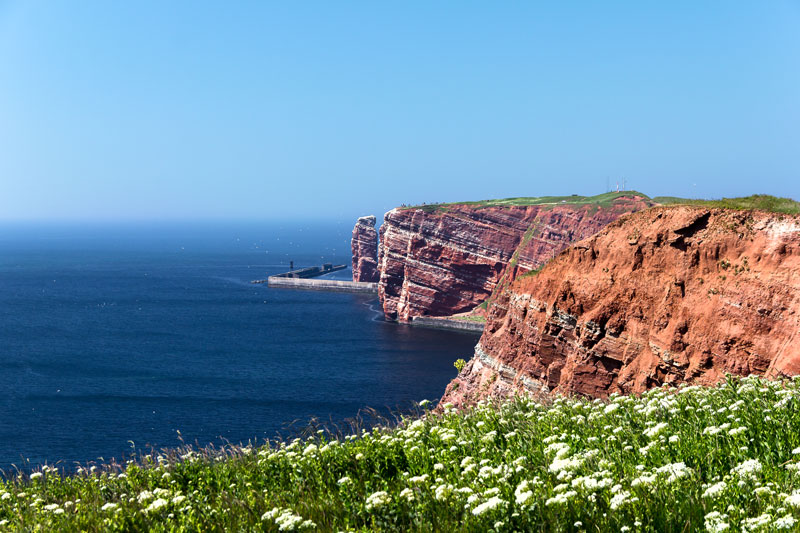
[2,375,800,531]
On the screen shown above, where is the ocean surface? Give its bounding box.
[0,221,480,473]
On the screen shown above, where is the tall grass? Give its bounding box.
[1,376,800,531]
[652,195,800,215]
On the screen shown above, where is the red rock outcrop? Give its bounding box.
[442,206,800,407]
[377,195,654,321]
[351,215,380,282]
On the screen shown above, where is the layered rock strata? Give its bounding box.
[442,207,800,406]
[351,215,380,282]
[377,196,653,321]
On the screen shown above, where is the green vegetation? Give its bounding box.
[652,195,800,215]
[453,358,467,372]
[2,376,800,531]
[452,315,487,324]
[403,191,651,213]
[407,193,800,216]
[518,261,548,280]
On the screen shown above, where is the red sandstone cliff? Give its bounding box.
[351,215,380,283]
[377,195,654,321]
[442,206,800,406]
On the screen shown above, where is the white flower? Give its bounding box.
[399,488,415,502]
[101,502,118,511]
[471,496,505,516]
[656,462,691,483]
[365,491,391,511]
[261,507,316,531]
[337,476,352,485]
[704,511,729,532]
[137,491,154,503]
[702,482,726,499]
[603,403,620,414]
[644,422,669,438]
[515,480,534,506]
[545,490,577,507]
[481,431,497,443]
[785,491,800,508]
[409,474,429,484]
[549,456,583,473]
[733,459,762,480]
[435,484,453,501]
[30,473,43,480]
[610,491,631,510]
[302,444,317,456]
[144,498,169,513]
[775,514,797,529]
[741,514,772,530]
[754,486,774,496]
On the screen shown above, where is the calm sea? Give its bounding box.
[0,221,479,472]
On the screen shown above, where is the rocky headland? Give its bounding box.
[375,193,654,321]
[351,215,380,283]
[441,205,800,406]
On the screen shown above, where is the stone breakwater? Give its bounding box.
[376,195,653,321]
[410,316,485,333]
[267,277,378,293]
[441,206,800,407]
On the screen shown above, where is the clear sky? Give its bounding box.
[1,1,798,222]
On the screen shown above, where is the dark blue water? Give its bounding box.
[0,222,479,472]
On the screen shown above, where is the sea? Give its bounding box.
[0,221,480,473]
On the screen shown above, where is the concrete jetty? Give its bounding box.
[410,316,485,333]
[267,277,378,293]
[253,263,378,294]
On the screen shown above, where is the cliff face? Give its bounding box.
[377,195,653,321]
[351,215,380,283]
[442,207,800,407]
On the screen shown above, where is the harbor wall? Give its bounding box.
[267,277,378,294]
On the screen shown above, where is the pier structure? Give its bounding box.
[410,316,485,333]
[253,263,378,294]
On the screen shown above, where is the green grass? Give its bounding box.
[407,193,800,216]
[2,376,800,531]
[518,261,548,280]
[452,315,486,323]
[403,191,652,213]
[652,195,800,215]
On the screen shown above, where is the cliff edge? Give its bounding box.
[351,215,380,283]
[377,193,654,321]
[442,205,800,406]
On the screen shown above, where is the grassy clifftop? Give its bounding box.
[405,191,651,213]
[653,194,800,215]
[405,192,800,216]
[2,376,800,531]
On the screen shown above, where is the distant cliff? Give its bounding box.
[351,215,380,283]
[441,205,800,406]
[376,193,654,321]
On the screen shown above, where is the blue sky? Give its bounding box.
[1,1,798,221]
